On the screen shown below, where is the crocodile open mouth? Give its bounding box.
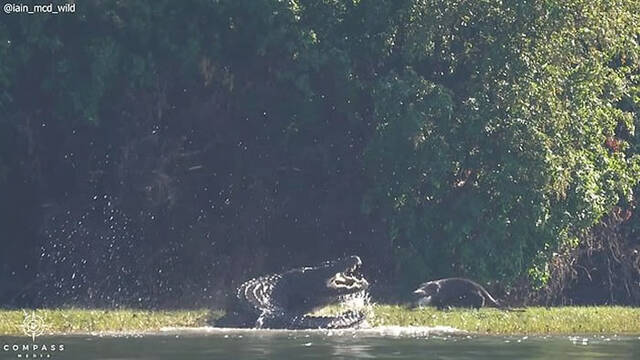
[327,256,369,290]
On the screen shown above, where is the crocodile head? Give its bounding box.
[277,255,369,313]
[223,255,370,329]
[325,255,369,293]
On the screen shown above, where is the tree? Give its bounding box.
[363,0,640,289]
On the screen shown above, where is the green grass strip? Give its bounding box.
[0,309,213,336]
[0,306,638,336]
[368,305,640,335]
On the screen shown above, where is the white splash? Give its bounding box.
[157,325,467,338]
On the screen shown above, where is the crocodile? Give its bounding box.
[216,255,370,329]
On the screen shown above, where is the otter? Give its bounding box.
[413,277,501,310]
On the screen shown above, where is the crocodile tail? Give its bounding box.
[289,310,366,329]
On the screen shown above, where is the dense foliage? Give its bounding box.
[364,0,640,289]
[0,0,638,307]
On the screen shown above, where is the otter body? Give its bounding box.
[413,278,500,310]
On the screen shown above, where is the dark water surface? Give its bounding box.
[1,329,638,359]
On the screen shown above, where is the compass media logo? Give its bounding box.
[21,312,46,342]
[1,311,65,359]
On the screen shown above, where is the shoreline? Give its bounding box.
[1,306,639,337]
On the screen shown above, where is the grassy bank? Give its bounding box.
[0,306,638,336]
[0,309,213,336]
[366,305,640,335]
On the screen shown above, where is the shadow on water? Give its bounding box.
[1,331,638,360]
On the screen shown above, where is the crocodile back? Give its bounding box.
[237,274,282,314]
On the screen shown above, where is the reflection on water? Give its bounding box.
[1,329,638,360]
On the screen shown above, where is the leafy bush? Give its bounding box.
[363,0,640,288]
[1,0,638,305]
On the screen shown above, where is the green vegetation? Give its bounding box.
[369,306,640,335]
[0,309,212,336]
[1,307,639,336]
[363,0,640,289]
[1,0,639,306]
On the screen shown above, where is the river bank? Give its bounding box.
[0,306,638,336]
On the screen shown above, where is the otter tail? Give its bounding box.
[478,287,525,312]
[485,292,502,308]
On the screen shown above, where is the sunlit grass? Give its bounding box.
[0,309,214,336]
[367,305,640,335]
[0,306,638,335]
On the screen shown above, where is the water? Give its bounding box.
[1,329,638,359]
